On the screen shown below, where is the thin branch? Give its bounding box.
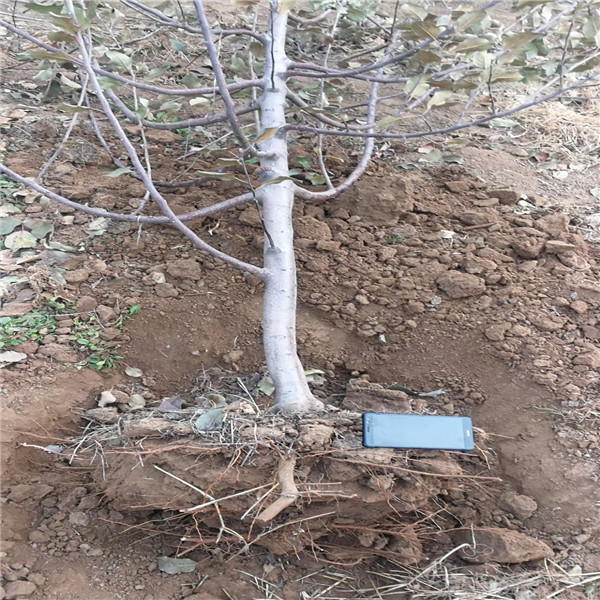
[0,163,253,223]
[288,10,333,25]
[36,72,89,182]
[287,0,503,81]
[287,71,600,143]
[0,18,262,98]
[121,0,268,44]
[105,90,259,131]
[191,0,263,156]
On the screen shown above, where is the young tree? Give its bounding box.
[1,0,599,411]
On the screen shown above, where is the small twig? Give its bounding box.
[180,483,271,513]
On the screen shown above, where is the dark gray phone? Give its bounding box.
[363,413,474,451]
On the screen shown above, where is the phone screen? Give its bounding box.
[363,413,474,451]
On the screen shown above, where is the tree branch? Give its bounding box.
[0,163,253,223]
[191,0,264,156]
[0,19,262,98]
[121,0,268,44]
[105,89,259,131]
[287,71,600,143]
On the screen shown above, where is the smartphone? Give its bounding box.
[362,413,474,451]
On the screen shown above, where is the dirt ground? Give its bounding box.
[2,6,600,600]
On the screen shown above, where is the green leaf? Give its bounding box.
[454,37,492,53]
[170,39,187,53]
[57,103,88,113]
[47,31,76,43]
[488,69,523,83]
[25,2,63,14]
[50,16,79,34]
[0,217,22,235]
[25,219,54,239]
[181,73,204,88]
[28,49,72,63]
[194,408,226,431]
[125,366,143,378]
[105,50,132,71]
[97,76,123,90]
[455,9,486,32]
[503,33,539,50]
[106,167,131,178]
[296,156,312,169]
[427,90,453,110]
[255,127,280,142]
[157,557,197,575]
[196,170,234,181]
[5,230,37,251]
[488,118,520,128]
[257,375,275,395]
[258,176,293,188]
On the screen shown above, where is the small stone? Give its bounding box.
[76,296,98,314]
[452,528,552,563]
[485,323,509,341]
[155,283,179,298]
[27,574,45,587]
[582,325,600,340]
[0,302,34,317]
[498,491,538,520]
[512,237,545,259]
[570,300,588,314]
[166,258,203,280]
[315,240,341,252]
[151,271,166,284]
[238,206,262,227]
[558,252,589,271]
[99,327,121,341]
[69,511,91,527]
[572,349,600,369]
[545,240,576,254]
[4,581,37,599]
[445,180,472,193]
[28,530,50,543]
[535,213,570,236]
[38,344,78,363]
[456,211,496,226]
[8,484,35,503]
[436,271,486,299]
[96,305,117,323]
[63,269,90,283]
[488,189,521,205]
[295,216,332,241]
[377,246,397,262]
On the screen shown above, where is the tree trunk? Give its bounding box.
[257,2,321,411]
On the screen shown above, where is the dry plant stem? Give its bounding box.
[256,456,298,523]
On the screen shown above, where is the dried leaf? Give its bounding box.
[0,351,27,363]
[98,390,117,408]
[189,97,210,107]
[157,556,197,575]
[257,375,275,395]
[0,217,21,235]
[5,230,37,251]
[106,167,131,178]
[129,394,146,410]
[503,32,539,50]
[194,408,226,431]
[125,366,143,378]
[454,37,492,53]
[57,103,88,113]
[255,127,280,142]
[590,187,600,200]
[455,9,486,32]
[427,90,453,110]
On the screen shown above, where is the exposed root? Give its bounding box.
[255,456,298,523]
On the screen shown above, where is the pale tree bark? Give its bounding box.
[257,1,321,411]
